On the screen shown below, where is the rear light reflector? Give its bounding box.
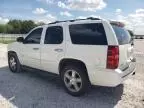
[107,46,119,69]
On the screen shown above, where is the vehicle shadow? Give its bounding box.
[0,66,123,108]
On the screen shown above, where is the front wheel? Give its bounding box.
[61,65,89,96]
[8,53,22,73]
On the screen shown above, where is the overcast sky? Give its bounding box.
[0,0,144,34]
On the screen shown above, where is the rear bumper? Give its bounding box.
[89,58,136,87]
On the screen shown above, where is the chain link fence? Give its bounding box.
[0,34,25,44]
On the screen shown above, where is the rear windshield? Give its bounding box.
[112,25,131,45]
[69,23,107,45]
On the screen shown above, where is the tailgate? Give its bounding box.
[111,24,134,70]
[118,44,134,70]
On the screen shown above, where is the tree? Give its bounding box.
[20,20,36,34]
[36,22,45,26]
[0,19,44,34]
[0,24,6,33]
[8,20,22,34]
[6,24,14,33]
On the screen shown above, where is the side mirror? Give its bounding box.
[16,37,24,43]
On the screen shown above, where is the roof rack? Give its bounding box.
[48,20,75,24]
[48,17,101,25]
[86,17,100,20]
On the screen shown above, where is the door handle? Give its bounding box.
[33,48,39,50]
[54,48,63,52]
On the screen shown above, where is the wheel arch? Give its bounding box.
[8,50,22,64]
[8,51,17,55]
[59,58,90,81]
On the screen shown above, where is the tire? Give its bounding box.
[61,65,89,96]
[8,53,22,73]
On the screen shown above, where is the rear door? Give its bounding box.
[67,22,108,69]
[112,25,134,70]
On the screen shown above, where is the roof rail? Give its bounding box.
[48,17,101,25]
[48,20,75,25]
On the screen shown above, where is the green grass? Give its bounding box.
[0,37,16,44]
[0,40,16,44]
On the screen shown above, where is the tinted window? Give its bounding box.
[69,23,107,45]
[24,28,43,44]
[112,25,131,45]
[44,26,63,44]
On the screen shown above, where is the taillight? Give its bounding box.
[107,46,119,69]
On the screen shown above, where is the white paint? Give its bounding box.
[7,19,136,87]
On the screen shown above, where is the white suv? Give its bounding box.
[7,17,136,96]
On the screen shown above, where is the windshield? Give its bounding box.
[112,25,131,45]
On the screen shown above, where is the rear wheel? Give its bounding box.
[8,53,22,73]
[61,65,89,96]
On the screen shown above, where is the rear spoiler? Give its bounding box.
[110,21,125,27]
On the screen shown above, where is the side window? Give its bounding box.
[69,23,107,45]
[24,28,43,44]
[44,26,63,44]
[112,25,131,45]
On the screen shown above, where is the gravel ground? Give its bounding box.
[0,40,144,108]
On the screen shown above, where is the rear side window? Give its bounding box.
[112,25,131,45]
[44,26,63,44]
[69,23,107,45]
